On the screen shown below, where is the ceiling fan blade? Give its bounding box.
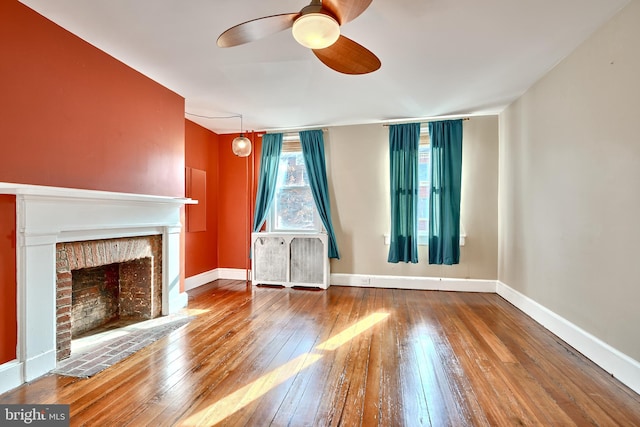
[321,0,372,25]
[312,35,381,75]
[217,13,299,48]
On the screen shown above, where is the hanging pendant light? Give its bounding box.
[232,114,251,157]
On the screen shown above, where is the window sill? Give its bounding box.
[263,230,325,235]
[383,233,466,247]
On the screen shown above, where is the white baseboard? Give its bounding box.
[497,281,640,395]
[185,268,249,291]
[184,269,219,291]
[24,350,56,382]
[0,360,22,395]
[175,292,189,310]
[330,273,496,293]
[218,268,250,281]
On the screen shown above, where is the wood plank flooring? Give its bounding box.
[1,280,639,426]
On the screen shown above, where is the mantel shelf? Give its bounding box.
[0,182,195,205]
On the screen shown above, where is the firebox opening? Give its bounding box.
[71,257,157,340]
[56,235,163,361]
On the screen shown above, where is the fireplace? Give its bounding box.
[0,183,192,390]
[56,236,163,360]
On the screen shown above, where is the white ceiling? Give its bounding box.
[20,0,629,134]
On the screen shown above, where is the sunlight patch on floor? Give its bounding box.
[183,353,323,426]
[180,311,390,426]
[71,314,192,354]
[184,308,210,316]
[316,312,390,351]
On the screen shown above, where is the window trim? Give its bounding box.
[266,138,323,233]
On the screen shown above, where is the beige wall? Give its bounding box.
[325,115,499,280]
[499,0,640,360]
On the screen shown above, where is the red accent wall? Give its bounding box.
[0,196,16,364]
[0,1,185,363]
[0,1,185,196]
[185,120,219,277]
[217,133,261,270]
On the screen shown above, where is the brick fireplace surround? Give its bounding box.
[56,235,163,360]
[0,183,192,394]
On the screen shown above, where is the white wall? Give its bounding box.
[499,0,640,361]
[325,116,499,280]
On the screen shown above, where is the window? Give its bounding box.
[417,133,430,245]
[268,138,322,232]
[385,130,465,247]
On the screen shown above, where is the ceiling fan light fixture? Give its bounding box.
[292,13,340,49]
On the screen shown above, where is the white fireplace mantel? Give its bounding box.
[0,183,194,393]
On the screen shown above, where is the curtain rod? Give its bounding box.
[263,127,328,134]
[258,128,328,137]
[382,117,469,127]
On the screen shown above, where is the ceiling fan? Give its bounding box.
[217,0,381,75]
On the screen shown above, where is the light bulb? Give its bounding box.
[232,136,251,157]
[292,13,340,49]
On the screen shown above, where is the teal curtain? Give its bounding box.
[299,130,340,259]
[253,133,283,232]
[428,119,463,265]
[388,123,420,263]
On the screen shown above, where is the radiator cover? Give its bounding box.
[251,232,330,289]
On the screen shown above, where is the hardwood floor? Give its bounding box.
[2,280,639,426]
